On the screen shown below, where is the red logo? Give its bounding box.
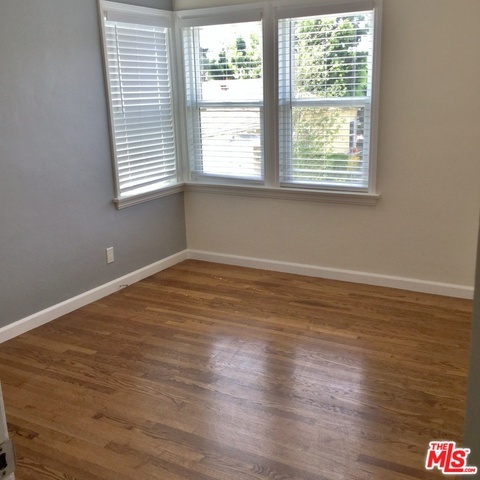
[426,441,477,475]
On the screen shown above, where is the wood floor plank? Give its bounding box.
[0,260,472,479]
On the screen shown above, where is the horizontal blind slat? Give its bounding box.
[105,16,177,197]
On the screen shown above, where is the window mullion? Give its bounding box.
[262,3,278,188]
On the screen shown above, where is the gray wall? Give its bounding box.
[0,0,184,329]
[464,220,480,477]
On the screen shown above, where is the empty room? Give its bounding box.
[1,0,480,479]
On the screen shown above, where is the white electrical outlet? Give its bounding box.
[106,247,114,264]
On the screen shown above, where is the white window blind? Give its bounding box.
[101,3,177,203]
[182,21,264,182]
[279,10,375,190]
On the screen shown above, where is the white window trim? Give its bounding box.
[174,0,382,206]
[175,3,266,27]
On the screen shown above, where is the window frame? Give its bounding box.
[176,0,382,204]
[98,0,183,209]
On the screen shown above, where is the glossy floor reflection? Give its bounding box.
[0,260,472,479]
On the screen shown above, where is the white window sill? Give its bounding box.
[114,183,185,209]
[114,182,380,208]
[184,183,380,206]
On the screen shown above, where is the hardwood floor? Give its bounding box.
[0,260,473,480]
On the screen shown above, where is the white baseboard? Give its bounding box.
[0,250,189,345]
[1,248,473,345]
[188,250,474,300]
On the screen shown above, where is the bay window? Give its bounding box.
[99,0,381,208]
[278,8,376,190]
